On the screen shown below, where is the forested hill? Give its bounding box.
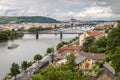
[0,16,59,24]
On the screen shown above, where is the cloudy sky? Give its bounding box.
[0,0,120,20]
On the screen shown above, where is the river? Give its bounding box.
[0,34,78,80]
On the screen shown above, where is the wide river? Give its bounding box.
[0,34,78,80]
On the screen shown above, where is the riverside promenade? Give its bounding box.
[9,54,52,80]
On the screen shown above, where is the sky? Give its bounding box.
[0,0,120,20]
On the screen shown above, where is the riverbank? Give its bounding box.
[4,34,79,80]
[0,34,78,80]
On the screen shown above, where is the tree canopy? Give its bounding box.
[0,16,59,24]
[46,47,54,54]
[32,54,90,80]
[0,30,24,41]
[111,47,120,73]
[10,63,20,80]
[34,54,42,62]
[21,61,28,72]
[83,36,95,52]
[107,25,120,53]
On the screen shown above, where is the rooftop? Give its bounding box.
[59,45,82,53]
[75,56,86,64]
[77,51,105,60]
[86,31,102,37]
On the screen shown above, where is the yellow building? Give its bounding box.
[75,51,105,70]
[79,31,104,46]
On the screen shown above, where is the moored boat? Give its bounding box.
[8,44,19,49]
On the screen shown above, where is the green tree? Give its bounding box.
[27,61,33,67]
[66,53,76,71]
[34,54,42,62]
[111,47,120,73]
[56,41,68,50]
[33,64,90,80]
[95,36,107,48]
[107,25,120,53]
[83,36,95,52]
[21,61,28,72]
[10,63,20,80]
[28,27,38,33]
[88,45,98,53]
[0,30,9,40]
[32,74,43,80]
[47,47,54,54]
[116,72,120,80]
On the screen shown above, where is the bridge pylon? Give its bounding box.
[36,33,39,39]
[60,31,63,39]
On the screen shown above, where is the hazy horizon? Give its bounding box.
[0,0,120,20]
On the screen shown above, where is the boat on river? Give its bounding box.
[8,44,19,49]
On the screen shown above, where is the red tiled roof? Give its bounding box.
[74,51,80,57]
[86,31,102,37]
[59,45,82,53]
[78,51,105,60]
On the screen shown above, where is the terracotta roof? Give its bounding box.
[78,51,105,60]
[59,45,82,53]
[86,31,102,37]
[74,51,80,57]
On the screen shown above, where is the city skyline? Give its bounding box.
[0,0,120,20]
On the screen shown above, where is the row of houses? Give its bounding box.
[0,21,117,31]
[54,45,105,70]
[54,21,117,73]
[0,22,69,31]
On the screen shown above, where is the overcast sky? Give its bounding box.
[0,0,120,20]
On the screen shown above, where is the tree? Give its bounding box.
[88,45,98,53]
[66,53,76,71]
[34,54,42,62]
[83,36,95,52]
[47,48,54,54]
[27,61,33,67]
[107,25,120,53]
[116,72,120,80]
[32,74,43,80]
[10,63,20,80]
[0,30,9,40]
[33,64,90,80]
[111,47,120,73]
[95,36,107,48]
[56,41,68,50]
[28,27,38,33]
[21,61,28,72]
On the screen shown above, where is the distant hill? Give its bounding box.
[0,16,59,24]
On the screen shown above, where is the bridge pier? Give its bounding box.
[60,31,63,39]
[36,33,39,39]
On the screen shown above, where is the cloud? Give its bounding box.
[0,0,120,20]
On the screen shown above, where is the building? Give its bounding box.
[54,45,82,61]
[54,59,67,66]
[74,51,105,70]
[58,45,82,54]
[79,31,103,46]
[96,22,116,29]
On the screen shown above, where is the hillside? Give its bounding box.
[0,16,59,24]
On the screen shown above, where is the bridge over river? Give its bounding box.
[20,26,95,39]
